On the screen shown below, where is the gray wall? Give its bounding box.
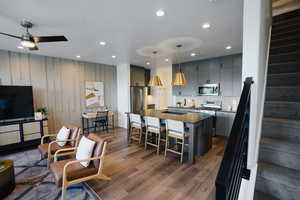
[0,50,117,133]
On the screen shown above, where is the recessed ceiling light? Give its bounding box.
[191,53,196,57]
[202,23,210,29]
[76,55,81,58]
[99,41,106,46]
[146,62,150,65]
[17,46,24,49]
[112,55,116,59]
[156,9,165,17]
[165,58,169,62]
[226,46,232,50]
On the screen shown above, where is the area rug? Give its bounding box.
[0,149,101,200]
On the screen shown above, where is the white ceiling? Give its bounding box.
[0,0,243,68]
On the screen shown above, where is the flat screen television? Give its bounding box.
[0,86,34,120]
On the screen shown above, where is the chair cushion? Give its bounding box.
[87,134,106,169]
[50,158,98,187]
[76,136,96,167]
[38,143,72,159]
[56,126,70,146]
[68,125,80,147]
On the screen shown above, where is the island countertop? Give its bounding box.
[138,109,211,123]
[126,109,213,164]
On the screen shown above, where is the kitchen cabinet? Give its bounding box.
[220,56,233,97]
[198,60,210,84]
[181,63,199,96]
[216,111,236,138]
[232,55,242,96]
[130,65,146,86]
[172,54,242,97]
[209,59,221,83]
[145,69,151,95]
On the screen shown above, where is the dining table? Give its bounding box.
[126,109,213,164]
[82,110,115,133]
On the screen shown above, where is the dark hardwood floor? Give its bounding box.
[87,128,227,200]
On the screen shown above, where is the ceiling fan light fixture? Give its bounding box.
[20,40,35,48]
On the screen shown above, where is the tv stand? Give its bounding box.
[0,119,48,153]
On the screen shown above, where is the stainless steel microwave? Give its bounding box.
[198,84,220,96]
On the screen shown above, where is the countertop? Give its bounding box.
[136,109,211,123]
[168,106,237,113]
[218,110,237,113]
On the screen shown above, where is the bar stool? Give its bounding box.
[129,113,144,144]
[144,116,165,155]
[165,119,189,163]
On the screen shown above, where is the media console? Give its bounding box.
[0,119,48,153]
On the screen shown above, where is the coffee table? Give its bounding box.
[0,160,15,198]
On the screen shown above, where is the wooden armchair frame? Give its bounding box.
[52,141,110,200]
[41,134,57,144]
[47,138,78,168]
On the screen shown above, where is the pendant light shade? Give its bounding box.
[172,44,188,86]
[148,75,163,87]
[173,71,187,86]
[148,51,163,87]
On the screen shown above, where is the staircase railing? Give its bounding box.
[215,77,254,200]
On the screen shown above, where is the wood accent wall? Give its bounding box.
[0,50,117,133]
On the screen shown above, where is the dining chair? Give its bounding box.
[49,133,110,200]
[129,113,144,144]
[144,116,165,155]
[38,124,81,168]
[165,119,189,163]
[94,111,108,132]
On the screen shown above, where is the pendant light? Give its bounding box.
[148,51,163,87]
[172,44,188,86]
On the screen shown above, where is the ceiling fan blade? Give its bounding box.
[0,32,22,39]
[33,36,68,43]
[29,46,39,51]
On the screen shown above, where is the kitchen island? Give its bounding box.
[126,110,213,164]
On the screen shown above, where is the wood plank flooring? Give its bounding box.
[87,128,227,200]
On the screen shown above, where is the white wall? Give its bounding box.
[239,0,272,199]
[117,63,130,128]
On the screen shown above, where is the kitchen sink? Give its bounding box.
[162,111,187,115]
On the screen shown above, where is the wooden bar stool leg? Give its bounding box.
[157,133,161,155]
[180,138,184,164]
[139,128,142,144]
[164,135,168,159]
[145,130,148,150]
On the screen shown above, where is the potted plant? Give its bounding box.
[36,107,48,119]
[176,101,182,107]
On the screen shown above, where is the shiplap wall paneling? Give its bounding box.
[0,50,117,133]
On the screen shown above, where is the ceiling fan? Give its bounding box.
[0,20,68,50]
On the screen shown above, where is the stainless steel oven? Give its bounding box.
[198,83,220,96]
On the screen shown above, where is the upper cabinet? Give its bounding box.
[198,60,210,84]
[130,65,147,86]
[209,59,221,83]
[181,63,199,96]
[220,56,233,97]
[172,54,242,97]
[232,55,242,96]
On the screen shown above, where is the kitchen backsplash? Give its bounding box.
[173,95,240,111]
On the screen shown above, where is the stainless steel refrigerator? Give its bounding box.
[130,86,146,114]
